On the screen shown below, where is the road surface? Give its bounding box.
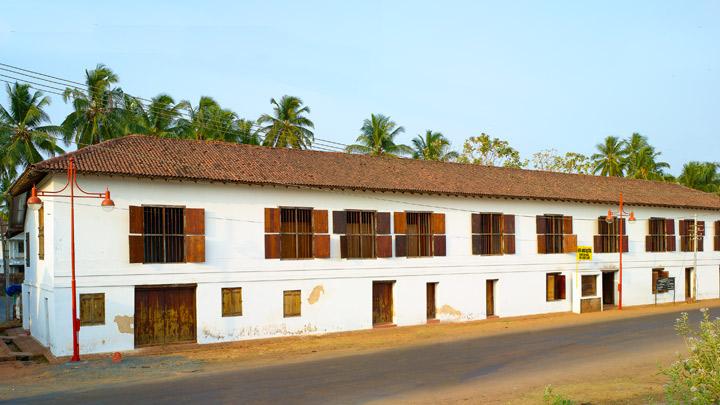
[13,305,716,404]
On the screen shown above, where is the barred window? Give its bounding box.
[475,213,502,255]
[345,211,376,259]
[280,208,313,259]
[143,207,184,263]
[407,212,432,257]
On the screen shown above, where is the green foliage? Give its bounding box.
[347,114,412,157]
[532,149,592,174]
[543,385,576,405]
[456,133,526,168]
[622,133,670,180]
[411,130,458,161]
[678,162,720,193]
[124,94,190,138]
[662,310,720,404]
[591,135,627,176]
[258,96,314,149]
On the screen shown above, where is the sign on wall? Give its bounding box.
[576,246,592,261]
[656,277,675,293]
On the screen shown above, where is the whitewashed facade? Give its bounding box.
[19,172,720,356]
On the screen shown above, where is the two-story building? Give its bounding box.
[9,135,720,356]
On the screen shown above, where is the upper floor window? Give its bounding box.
[536,215,576,254]
[679,219,704,252]
[129,205,205,264]
[594,217,628,253]
[645,218,675,252]
[394,211,446,257]
[264,207,329,259]
[715,221,720,251]
[471,213,516,255]
[38,205,45,260]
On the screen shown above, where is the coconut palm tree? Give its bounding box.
[411,130,459,161]
[347,114,412,157]
[61,64,127,147]
[257,96,314,149]
[177,96,240,142]
[124,94,190,138]
[236,119,261,145]
[0,83,63,170]
[591,136,626,176]
[622,133,670,180]
[678,162,720,193]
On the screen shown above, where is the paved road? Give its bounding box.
[15,306,716,404]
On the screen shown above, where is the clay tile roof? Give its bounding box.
[11,134,720,210]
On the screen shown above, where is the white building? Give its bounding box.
[8,135,720,357]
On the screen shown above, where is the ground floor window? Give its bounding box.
[222,288,243,317]
[652,268,669,293]
[79,293,105,326]
[283,290,301,317]
[546,273,566,301]
[581,275,597,297]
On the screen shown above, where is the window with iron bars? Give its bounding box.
[280,208,313,259]
[406,212,432,257]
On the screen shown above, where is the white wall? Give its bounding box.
[27,173,720,356]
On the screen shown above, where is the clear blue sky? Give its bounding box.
[1,1,718,174]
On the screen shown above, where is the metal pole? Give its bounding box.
[693,214,698,302]
[69,158,80,362]
[618,193,624,310]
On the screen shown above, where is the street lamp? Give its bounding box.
[27,157,114,362]
[604,192,635,310]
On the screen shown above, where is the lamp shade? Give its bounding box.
[27,186,42,211]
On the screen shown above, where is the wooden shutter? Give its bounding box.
[502,214,515,234]
[665,219,675,235]
[593,235,602,253]
[332,211,346,234]
[394,212,407,234]
[563,216,573,234]
[184,208,205,235]
[645,235,653,252]
[431,213,445,234]
[536,216,547,234]
[661,270,669,279]
[666,235,676,251]
[264,208,280,233]
[620,218,627,234]
[546,274,556,301]
[376,212,391,235]
[222,288,242,317]
[652,270,659,293]
[502,235,515,254]
[558,275,566,300]
[537,235,547,254]
[129,205,144,263]
[264,234,281,259]
[472,235,481,255]
[37,205,44,260]
[129,205,144,234]
[471,213,481,234]
[129,235,144,263]
[80,293,104,325]
[395,235,407,257]
[679,219,689,236]
[433,235,446,256]
[715,221,720,251]
[339,235,348,258]
[185,236,205,262]
[502,214,515,254]
[313,234,330,258]
[375,235,392,258]
[312,210,328,234]
[563,234,578,253]
[621,235,629,253]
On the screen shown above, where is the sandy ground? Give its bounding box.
[2,300,716,403]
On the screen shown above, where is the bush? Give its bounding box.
[662,309,720,404]
[543,385,576,405]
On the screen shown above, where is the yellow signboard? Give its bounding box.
[576,246,592,261]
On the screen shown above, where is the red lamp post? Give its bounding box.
[27,157,114,362]
[605,192,635,310]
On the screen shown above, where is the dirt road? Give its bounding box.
[3,302,717,404]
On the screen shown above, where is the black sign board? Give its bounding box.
[656,277,675,293]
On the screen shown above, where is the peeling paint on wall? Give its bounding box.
[308,285,325,304]
[114,315,134,334]
[437,304,462,318]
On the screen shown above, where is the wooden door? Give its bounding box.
[486,280,495,316]
[426,283,436,320]
[602,272,615,305]
[372,282,393,325]
[135,286,197,347]
[685,268,692,300]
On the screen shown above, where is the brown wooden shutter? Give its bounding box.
[558,275,566,300]
[472,235,481,255]
[645,235,653,252]
[621,235,629,253]
[666,235,676,251]
[395,235,407,257]
[394,212,407,234]
[431,213,445,234]
[679,219,688,236]
[563,216,573,234]
[546,274,556,301]
[661,270,669,279]
[184,208,205,235]
[332,211,346,234]
[265,234,281,259]
[129,205,144,234]
[375,235,392,258]
[502,214,515,254]
[665,218,675,235]
[433,235,446,256]
[313,234,330,258]
[563,234,578,253]
[376,212,391,235]
[129,235,144,263]
[536,216,547,234]
[185,236,205,262]
[620,218,627,234]
[339,235,348,258]
[593,235,602,253]
[312,210,328,234]
[698,221,706,236]
[652,270,659,293]
[264,208,280,233]
[471,213,481,234]
[37,205,44,260]
[502,214,515,234]
[537,235,547,254]
[502,235,515,254]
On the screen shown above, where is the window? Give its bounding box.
[79,293,105,325]
[38,205,45,260]
[17,240,24,254]
[280,208,313,259]
[394,211,446,257]
[546,273,566,301]
[581,275,597,297]
[345,211,376,258]
[129,205,205,264]
[646,218,675,252]
[472,213,516,255]
[715,221,720,251]
[651,268,669,294]
[283,290,301,317]
[537,215,576,254]
[25,232,30,266]
[221,288,243,317]
[594,217,627,253]
[407,212,432,257]
[679,219,704,252]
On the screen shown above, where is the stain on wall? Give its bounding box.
[114,315,134,334]
[308,285,325,304]
[437,304,462,318]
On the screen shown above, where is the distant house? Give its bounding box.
[8,135,720,356]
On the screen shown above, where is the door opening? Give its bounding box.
[134,285,197,348]
[426,282,437,321]
[685,267,695,301]
[602,271,616,307]
[372,281,394,326]
[486,279,497,317]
